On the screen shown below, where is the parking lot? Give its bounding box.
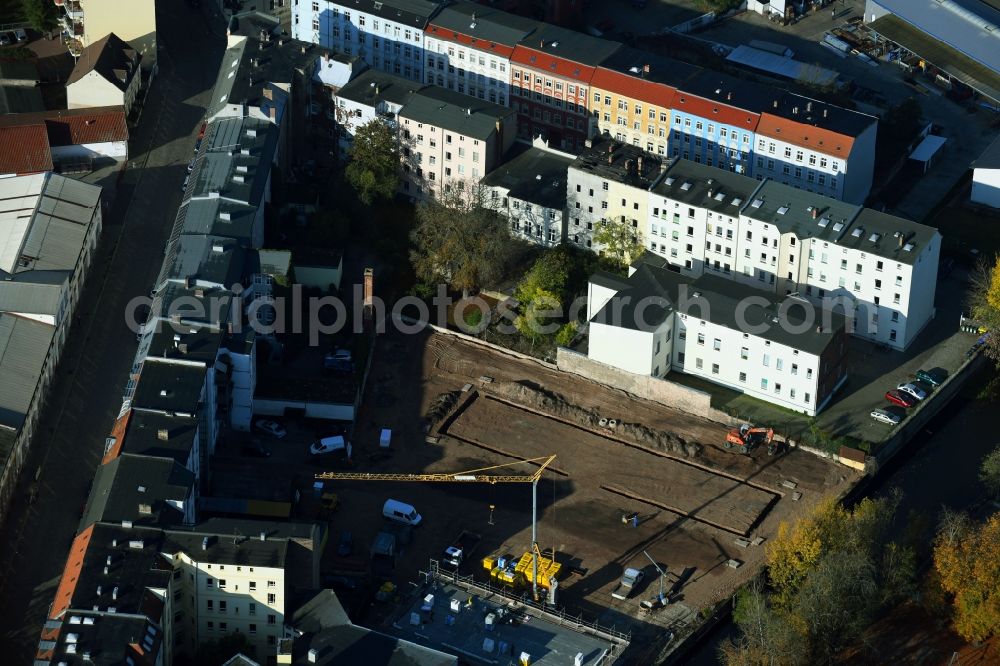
[296,328,858,640]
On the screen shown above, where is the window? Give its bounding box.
[697,333,705,345]
[760,378,768,390]
[267,581,276,589]
[267,593,276,604]
[739,372,746,382]
[712,363,719,374]
[775,383,781,394]
[776,358,783,371]
[267,614,277,625]
[206,579,213,589]
[218,579,226,589]
[740,347,748,360]
[696,358,703,370]
[763,354,770,367]
[249,603,257,616]
[207,600,214,610]
[713,338,721,351]
[249,624,257,635]
[791,364,798,375]
[219,601,227,613]
[806,368,813,379]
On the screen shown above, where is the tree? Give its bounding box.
[345,119,399,205]
[20,0,58,33]
[593,217,643,270]
[409,183,515,297]
[515,246,572,307]
[699,0,743,14]
[967,255,1000,363]
[934,511,1000,643]
[981,445,1000,499]
[721,579,807,666]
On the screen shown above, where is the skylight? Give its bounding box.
[680,182,692,191]
[851,227,864,238]
[868,232,881,243]
[751,198,764,208]
[903,242,914,252]
[665,177,675,186]
[731,197,742,206]
[818,216,830,227]
[833,222,844,232]
[777,206,789,215]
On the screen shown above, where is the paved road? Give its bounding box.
[0,5,224,662]
[682,377,998,664]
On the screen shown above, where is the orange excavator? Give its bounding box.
[724,424,777,455]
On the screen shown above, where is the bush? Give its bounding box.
[554,322,577,347]
[463,307,483,328]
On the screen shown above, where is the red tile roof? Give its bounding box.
[673,91,760,132]
[590,67,676,109]
[101,409,132,464]
[48,525,95,620]
[756,111,856,155]
[0,106,128,145]
[426,24,517,58]
[511,45,598,84]
[0,124,53,175]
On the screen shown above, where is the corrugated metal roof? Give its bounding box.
[726,45,839,87]
[0,280,64,315]
[0,313,54,429]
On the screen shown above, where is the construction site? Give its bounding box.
[317,329,859,659]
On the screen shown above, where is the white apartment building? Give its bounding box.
[482,140,574,246]
[972,134,1000,208]
[333,68,416,157]
[753,95,878,205]
[291,0,441,82]
[423,0,538,105]
[56,0,157,70]
[587,256,848,415]
[566,138,664,251]
[398,86,516,199]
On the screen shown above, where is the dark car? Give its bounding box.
[916,368,946,387]
[337,531,353,557]
[242,440,272,458]
[885,389,915,408]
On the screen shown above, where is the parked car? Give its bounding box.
[310,435,349,456]
[337,530,353,557]
[916,368,946,387]
[0,33,11,46]
[13,28,28,42]
[896,383,927,402]
[187,158,196,173]
[885,390,915,408]
[181,175,190,192]
[323,349,354,374]
[241,440,272,458]
[870,408,902,426]
[254,419,287,439]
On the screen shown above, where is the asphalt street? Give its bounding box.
[0,4,225,661]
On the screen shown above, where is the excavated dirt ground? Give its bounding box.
[342,329,859,634]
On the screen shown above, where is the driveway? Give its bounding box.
[0,3,225,661]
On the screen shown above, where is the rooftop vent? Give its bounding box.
[751,198,764,208]
[731,197,742,206]
[82,617,94,625]
[246,129,257,138]
[818,217,830,228]
[777,206,789,215]
[833,221,845,232]
[128,540,144,549]
[664,177,675,186]
[714,191,725,201]
[903,242,914,252]
[212,244,225,253]
[219,211,231,221]
[851,227,864,238]
[137,485,146,493]
[680,181,692,191]
[868,232,881,243]
[157,428,169,441]
[233,175,245,183]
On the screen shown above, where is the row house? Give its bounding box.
[645,158,939,350]
[509,24,621,153]
[587,48,691,157]
[566,138,665,251]
[292,0,442,83]
[423,0,539,106]
[399,86,516,199]
[587,254,848,415]
[334,68,417,158]
[481,139,574,246]
[753,93,877,204]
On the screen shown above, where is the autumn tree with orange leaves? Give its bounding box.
[934,510,1000,643]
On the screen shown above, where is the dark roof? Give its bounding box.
[145,323,224,365]
[44,612,162,666]
[166,234,246,287]
[399,86,511,139]
[869,12,1000,102]
[426,1,539,49]
[335,0,443,28]
[288,590,458,666]
[291,246,343,269]
[0,84,44,115]
[652,158,764,215]
[119,412,198,466]
[569,137,666,189]
[161,528,288,569]
[768,91,876,138]
[591,254,845,355]
[679,67,775,118]
[192,116,279,209]
[181,198,258,244]
[80,454,194,530]
[482,143,573,209]
[151,283,235,330]
[975,133,1000,170]
[130,359,206,416]
[592,46,697,101]
[335,68,418,107]
[515,23,621,68]
[744,180,937,264]
[66,33,140,91]
[0,124,52,174]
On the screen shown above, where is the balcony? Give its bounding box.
[63,1,84,20]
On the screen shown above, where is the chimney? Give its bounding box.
[793,106,799,114]
[269,106,276,120]
[539,39,544,48]
[727,92,732,101]
[374,84,379,95]
[157,428,169,441]
[773,100,778,108]
[812,207,820,219]
[263,87,273,100]
[807,101,812,113]
[815,325,822,333]
[823,108,828,118]
[898,234,904,249]
[608,152,613,165]
[466,108,472,116]
[178,343,189,354]
[260,531,266,541]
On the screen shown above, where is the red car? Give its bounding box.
[885,389,915,408]
[197,122,207,140]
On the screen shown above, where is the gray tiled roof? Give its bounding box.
[120,412,198,466]
[167,234,246,288]
[399,86,511,139]
[482,143,573,209]
[0,313,53,429]
[427,1,539,46]
[335,68,418,107]
[80,454,194,530]
[652,158,764,215]
[339,0,443,28]
[130,359,206,416]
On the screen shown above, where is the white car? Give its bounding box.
[896,383,927,402]
[870,409,902,426]
[253,419,286,439]
[14,29,28,42]
[310,435,349,456]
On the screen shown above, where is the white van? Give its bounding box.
[383,499,422,526]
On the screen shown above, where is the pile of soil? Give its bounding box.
[424,391,460,426]
[488,381,703,458]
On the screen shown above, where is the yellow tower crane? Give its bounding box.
[315,455,557,600]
